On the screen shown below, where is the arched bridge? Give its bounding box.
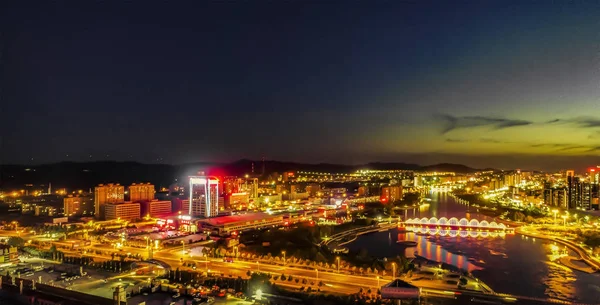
[402,217,514,235]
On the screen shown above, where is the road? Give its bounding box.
[6,228,592,305]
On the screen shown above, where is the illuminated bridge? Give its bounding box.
[402,217,515,237]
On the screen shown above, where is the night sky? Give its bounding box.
[2,1,600,171]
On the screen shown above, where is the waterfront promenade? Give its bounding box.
[516,225,600,272]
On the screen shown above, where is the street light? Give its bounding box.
[281,251,286,265]
[181,240,185,256]
[256,261,260,273]
[315,269,318,281]
[377,276,380,288]
[336,257,340,273]
[204,254,209,272]
[552,209,558,226]
[392,262,396,281]
[561,215,568,228]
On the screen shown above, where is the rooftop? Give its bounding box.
[383,279,418,289]
[201,212,282,226]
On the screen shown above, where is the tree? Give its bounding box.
[7,237,25,247]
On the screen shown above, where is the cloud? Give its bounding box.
[547,117,600,128]
[555,145,590,152]
[446,138,512,144]
[479,138,508,144]
[530,143,600,152]
[586,146,600,152]
[438,114,532,134]
[530,143,572,148]
[588,131,600,139]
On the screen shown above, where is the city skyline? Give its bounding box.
[3,1,600,170]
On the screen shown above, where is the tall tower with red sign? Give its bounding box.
[189,176,220,218]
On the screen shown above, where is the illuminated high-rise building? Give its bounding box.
[588,167,600,209]
[104,202,140,220]
[64,195,94,216]
[380,185,403,203]
[94,183,125,219]
[129,183,156,202]
[566,171,577,209]
[189,176,219,218]
[244,178,259,199]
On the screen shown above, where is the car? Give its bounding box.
[223,258,234,263]
[172,293,181,299]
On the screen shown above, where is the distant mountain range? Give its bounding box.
[0,160,480,190]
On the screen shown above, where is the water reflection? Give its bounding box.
[398,232,482,272]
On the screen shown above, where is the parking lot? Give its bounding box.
[128,293,253,305]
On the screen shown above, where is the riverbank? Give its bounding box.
[325,222,398,250]
[558,256,595,274]
[516,226,599,273]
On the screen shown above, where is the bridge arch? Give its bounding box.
[480,220,490,227]
[458,218,468,226]
[429,217,438,225]
[420,217,429,224]
[489,222,498,228]
[145,259,172,271]
[448,218,459,225]
[469,219,479,227]
[438,217,448,225]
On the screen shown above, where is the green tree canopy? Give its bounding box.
[7,237,25,247]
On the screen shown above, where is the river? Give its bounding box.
[347,192,600,304]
